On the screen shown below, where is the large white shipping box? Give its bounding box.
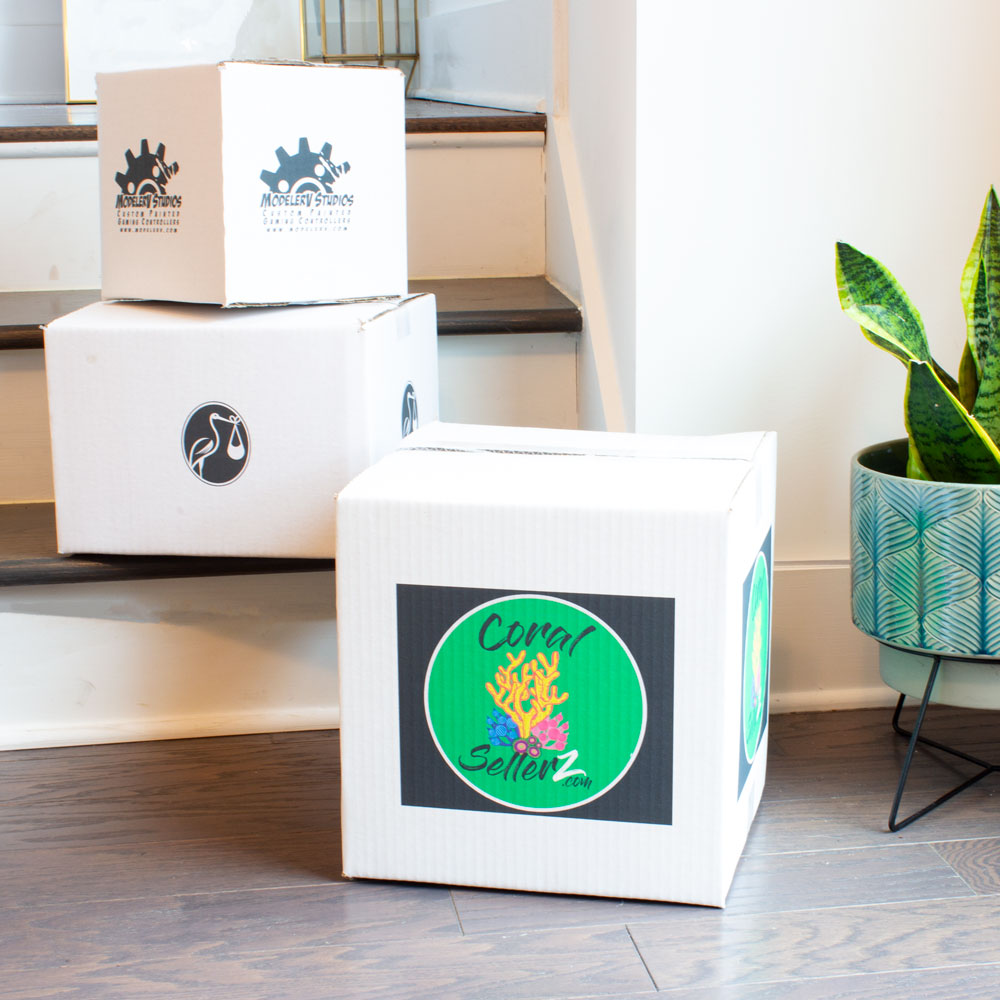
[45,296,438,557]
[336,423,777,907]
[97,62,406,306]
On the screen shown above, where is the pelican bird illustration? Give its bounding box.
[401,383,418,437]
[187,412,244,480]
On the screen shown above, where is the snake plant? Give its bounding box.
[836,187,1000,483]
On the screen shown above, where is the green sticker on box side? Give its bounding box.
[742,552,770,764]
[424,594,647,812]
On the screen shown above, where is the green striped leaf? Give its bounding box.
[974,378,1000,445]
[959,339,980,411]
[905,361,1000,483]
[931,359,961,400]
[961,187,1000,376]
[835,242,931,364]
[906,439,932,481]
[972,262,1000,446]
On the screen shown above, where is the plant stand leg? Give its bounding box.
[888,655,998,832]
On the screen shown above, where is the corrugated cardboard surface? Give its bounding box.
[97,62,406,306]
[45,295,438,557]
[337,426,776,906]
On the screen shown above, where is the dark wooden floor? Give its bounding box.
[3,705,1000,998]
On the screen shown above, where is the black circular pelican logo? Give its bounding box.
[182,402,250,485]
[402,382,418,437]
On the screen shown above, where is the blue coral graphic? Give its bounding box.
[487,709,518,747]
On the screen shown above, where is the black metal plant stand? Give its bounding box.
[888,650,1000,831]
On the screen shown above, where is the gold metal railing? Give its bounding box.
[301,0,418,90]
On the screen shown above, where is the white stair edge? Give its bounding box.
[0,141,98,159]
[407,132,543,150]
[0,133,543,162]
[0,707,341,751]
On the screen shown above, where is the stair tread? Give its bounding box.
[0,278,581,350]
[411,277,580,334]
[0,502,332,588]
[0,99,545,144]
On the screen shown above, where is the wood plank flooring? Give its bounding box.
[3,705,1000,998]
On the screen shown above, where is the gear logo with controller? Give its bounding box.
[113,139,182,235]
[182,402,250,486]
[259,137,354,235]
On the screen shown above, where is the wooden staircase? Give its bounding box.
[0,99,581,748]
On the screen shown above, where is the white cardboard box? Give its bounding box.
[97,62,406,306]
[336,423,777,907]
[44,295,437,557]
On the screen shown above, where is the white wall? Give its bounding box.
[0,144,101,291]
[634,0,1000,563]
[0,0,64,103]
[547,0,636,431]
[63,0,301,102]
[413,0,551,111]
[553,0,1000,558]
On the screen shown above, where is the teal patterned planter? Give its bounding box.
[852,439,1000,658]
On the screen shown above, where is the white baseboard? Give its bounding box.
[771,686,898,714]
[0,707,341,752]
[771,561,887,714]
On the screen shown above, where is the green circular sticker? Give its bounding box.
[743,553,770,763]
[424,594,647,812]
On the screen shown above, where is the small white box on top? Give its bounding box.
[97,62,406,306]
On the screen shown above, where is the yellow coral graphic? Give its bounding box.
[485,649,569,738]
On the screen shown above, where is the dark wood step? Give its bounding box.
[0,278,581,350]
[0,290,103,349]
[411,277,580,334]
[0,99,545,144]
[0,502,332,588]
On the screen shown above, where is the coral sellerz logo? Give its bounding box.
[182,402,249,486]
[738,531,772,799]
[424,595,647,813]
[114,139,182,234]
[259,137,353,234]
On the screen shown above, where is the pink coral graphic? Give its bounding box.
[532,713,569,751]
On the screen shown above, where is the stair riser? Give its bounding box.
[0,572,338,751]
[0,134,545,292]
[0,349,51,502]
